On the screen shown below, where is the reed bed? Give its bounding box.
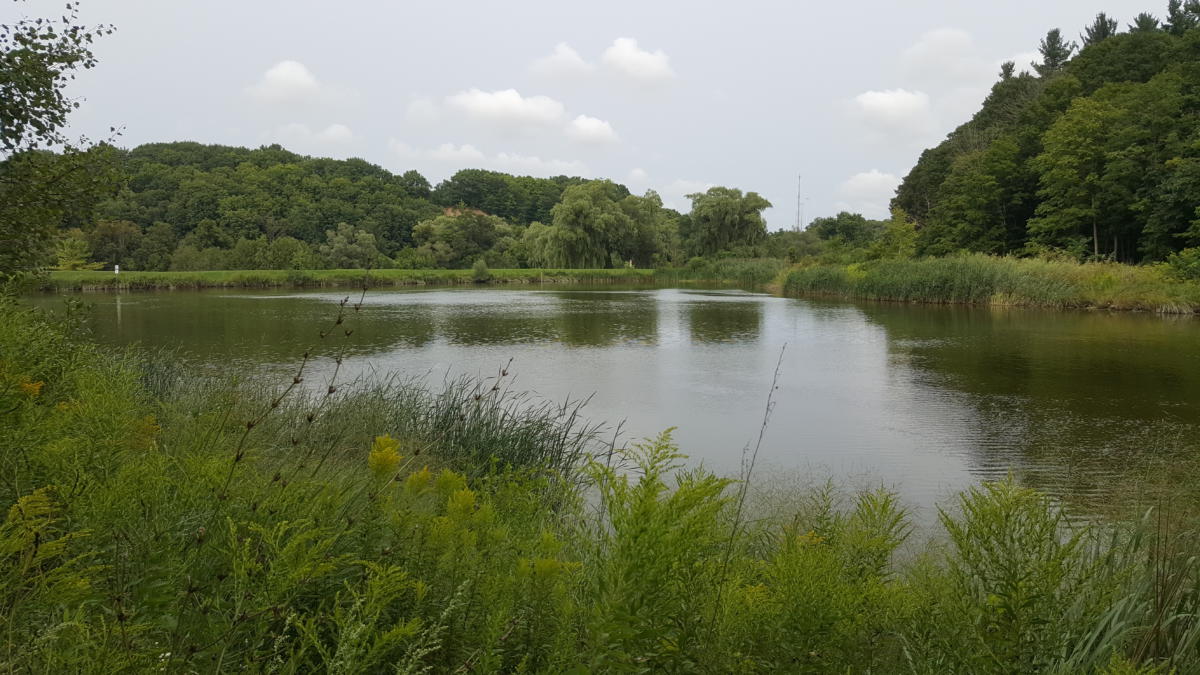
[655,257,788,288]
[782,254,1200,314]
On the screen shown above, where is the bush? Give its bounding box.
[471,257,491,282]
[1166,247,1200,281]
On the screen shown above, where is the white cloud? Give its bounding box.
[531,42,595,78]
[659,178,710,211]
[428,143,486,162]
[601,38,675,85]
[852,88,937,139]
[565,114,619,144]
[388,139,587,177]
[315,123,354,143]
[628,167,649,183]
[835,170,900,219]
[271,122,355,146]
[445,88,566,129]
[1006,51,1041,75]
[902,29,991,88]
[247,60,322,104]
[493,152,587,176]
[406,96,439,124]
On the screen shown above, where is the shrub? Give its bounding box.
[471,257,491,282]
[1166,247,1200,281]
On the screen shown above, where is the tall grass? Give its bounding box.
[783,254,1200,314]
[7,293,1200,671]
[655,257,788,288]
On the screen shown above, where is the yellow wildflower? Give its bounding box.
[367,435,402,479]
[19,378,43,398]
[405,466,432,494]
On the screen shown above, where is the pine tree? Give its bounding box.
[1034,29,1077,77]
[1165,0,1200,36]
[1082,13,1120,46]
[1129,12,1161,32]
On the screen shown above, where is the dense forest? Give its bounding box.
[23,142,782,273]
[893,2,1200,262]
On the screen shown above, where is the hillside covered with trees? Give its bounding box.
[893,2,1200,263]
[19,141,779,273]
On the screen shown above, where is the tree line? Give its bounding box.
[893,2,1200,262]
[13,141,779,273]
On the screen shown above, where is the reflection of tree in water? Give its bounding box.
[858,301,1200,516]
[684,297,763,344]
[79,293,439,364]
[554,293,658,347]
[437,306,558,346]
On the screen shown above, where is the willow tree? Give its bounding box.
[684,187,771,256]
[547,180,631,268]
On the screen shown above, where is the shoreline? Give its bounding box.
[38,267,658,292]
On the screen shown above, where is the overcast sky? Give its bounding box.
[10,0,1160,228]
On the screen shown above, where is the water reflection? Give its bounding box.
[856,302,1200,513]
[682,293,764,343]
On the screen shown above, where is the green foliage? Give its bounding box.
[0,1,113,153]
[52,228,103,270]
[893,6,1200,264]
[431,169,591,225]
[471,257,491,282]
[412,209,514,269]
[319,222,382,269]
[0,3,118,277]
[868,208,919,260]
[1036,28,1078,76]
[1083,13,1121,47]
[1166,247,1200,279]
[782,253,1200,312]
[683,187,772,257]
[656,257,787,287]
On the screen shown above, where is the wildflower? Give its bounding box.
[367,435,402,480]
[405,466,432,494]
[18,378,43,398]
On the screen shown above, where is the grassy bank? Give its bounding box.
[7,297,1200,671]
[782,254,1200,313]
[41,267,657,292]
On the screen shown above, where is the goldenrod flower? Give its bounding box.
[367,435,402,479]
[18,378,43,398]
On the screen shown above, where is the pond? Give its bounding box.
[36,286,1200,519]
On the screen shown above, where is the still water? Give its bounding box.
[38,287,1200,517]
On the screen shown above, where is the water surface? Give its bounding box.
[39,287,1200,517]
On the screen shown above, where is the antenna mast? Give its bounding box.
[794,174,802,231]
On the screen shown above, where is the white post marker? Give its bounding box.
[114,264,120,275]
